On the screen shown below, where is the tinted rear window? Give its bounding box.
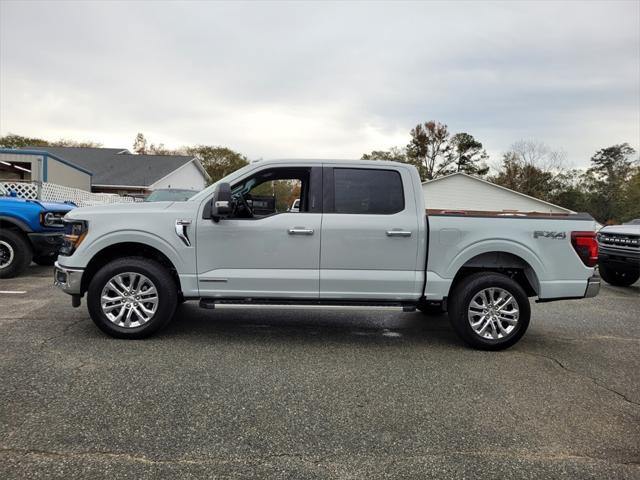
[333,168,404,214]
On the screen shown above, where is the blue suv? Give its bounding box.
[0,185,75,278]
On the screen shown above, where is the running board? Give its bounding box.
[199,298,417,312]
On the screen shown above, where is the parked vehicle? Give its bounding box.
[144,188,199,202]
[290,199,300,212]
[0,185,75,278]
[597,220,640,287]
[54,160,600,349]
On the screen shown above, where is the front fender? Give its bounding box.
[64,229,186,271]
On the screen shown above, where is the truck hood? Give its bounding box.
[600,224,640,235]
[65,201,176,219]
[0,196,75,213]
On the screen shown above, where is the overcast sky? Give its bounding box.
[1,0,638,168]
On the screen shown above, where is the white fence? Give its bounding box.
[1,181,142,207]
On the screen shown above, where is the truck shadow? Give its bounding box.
[158,302,461,347]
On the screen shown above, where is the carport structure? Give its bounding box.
[0,148,93,192]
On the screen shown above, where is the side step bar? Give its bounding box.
[199,298,417,312]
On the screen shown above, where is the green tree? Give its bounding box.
[546,169,589,213]
[620,167,640,222]
[448,132,489,176]
[0,133,100,148]
[185,146,249,184]
[585,143,638,223]
[406,121,452,181]
[0,134,49,148]
[361,146,409,162]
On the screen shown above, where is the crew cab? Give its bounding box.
[54,159,600,350]
[0,185,75,278]
[597,220,640,287]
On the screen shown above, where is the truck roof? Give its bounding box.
[256,158,412,168]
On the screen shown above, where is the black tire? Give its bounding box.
[33,255,57,266]
[598,262,639,287]
[447,272,531,350]
[87,257,178,339]
[0,229,33,279]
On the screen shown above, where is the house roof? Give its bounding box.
[422,172,573,213]
[22,146,208,187]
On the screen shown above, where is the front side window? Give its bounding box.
[231,167,312,218]
[333,168,404,214]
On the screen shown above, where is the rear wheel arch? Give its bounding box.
[450,251,540,297]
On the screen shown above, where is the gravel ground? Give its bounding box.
[1,265,639,479]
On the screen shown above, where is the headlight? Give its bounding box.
[59,220,88,256]
[40,211,65,228]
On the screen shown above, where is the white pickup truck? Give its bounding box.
[54,159,600,350]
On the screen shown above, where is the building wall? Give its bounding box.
[0,152,44,181]
[422,174,570,213]
[46,158,92,191]
[150,160,208,191]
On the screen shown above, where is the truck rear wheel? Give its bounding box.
[447,272,530,350]
[0,229,33,279]
[598,262,639,287]
[87,257,178,339]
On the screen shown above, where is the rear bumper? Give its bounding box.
[584,275,600,298]
[536,275,600,303]
[53,261,84,295]
[27,232,64,257]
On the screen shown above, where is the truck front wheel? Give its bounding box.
[87,257,178,339]
[447,272,530,350]
[598,262,639,287]
[0,229,33,279]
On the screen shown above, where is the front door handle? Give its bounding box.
[386,229,412,237]
[288,227,314,235]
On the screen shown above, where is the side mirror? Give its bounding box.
[203,182,233,221]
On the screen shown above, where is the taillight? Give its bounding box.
[571,231,598,267]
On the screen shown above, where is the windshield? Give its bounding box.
[145,189,198,202]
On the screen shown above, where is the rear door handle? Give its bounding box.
[288,228,314,235]
[386,229,412,237]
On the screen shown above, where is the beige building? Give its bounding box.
[0,149,92,191]
[422,172,573,214]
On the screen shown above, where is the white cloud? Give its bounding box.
[1,0,638,166]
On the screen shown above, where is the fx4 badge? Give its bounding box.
[533,231,566,240]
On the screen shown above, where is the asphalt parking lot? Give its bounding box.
[1,265,639,479]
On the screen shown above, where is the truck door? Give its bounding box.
[319,166,422,300]
[196,165,323,298]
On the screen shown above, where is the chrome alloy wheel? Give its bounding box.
[467,287,519,340]
[0,240,14,269]
[100,272,159,328]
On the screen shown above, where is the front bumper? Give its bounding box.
[28,232,65,257]
[53,261,84,295]
[584,275,601,298]
[598,246,640,267]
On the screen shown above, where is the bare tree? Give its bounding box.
[489,140,567,200]
[509,140,566,171]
